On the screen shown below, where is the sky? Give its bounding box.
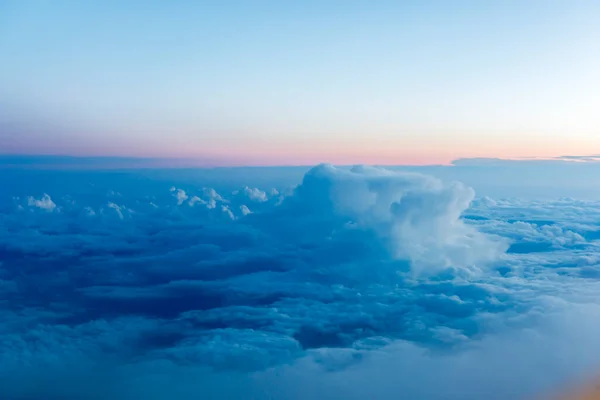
[6,3,600,398]
[1,0,599,165]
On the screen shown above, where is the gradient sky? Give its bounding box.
[1,0,599,165]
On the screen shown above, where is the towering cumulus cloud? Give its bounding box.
[2,164,600,399]
[277,164,507,274]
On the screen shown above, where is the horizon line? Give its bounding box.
[1,153,597,171]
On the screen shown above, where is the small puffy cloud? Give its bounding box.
[243,187,268,202]
[240,205,252,216]
[27,194,57,211]
[171,188,189,206]
[206,198,217,209]
[204,188,224,202]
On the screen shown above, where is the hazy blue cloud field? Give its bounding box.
[2,159,600,399]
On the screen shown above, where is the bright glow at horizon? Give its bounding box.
[1,0,599,165]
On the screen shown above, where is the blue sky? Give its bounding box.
[1,0,599,164]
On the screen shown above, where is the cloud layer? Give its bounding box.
[2,164,600,399]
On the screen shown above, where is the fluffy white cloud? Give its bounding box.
[204,188,224,202]
[173,188,189,206]
[243,187,268,202]
[280,164,508,274]
[27,193,57,211]
[240,205,252,216]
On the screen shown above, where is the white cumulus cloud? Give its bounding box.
[240,205,252,216]
[27,194,57,211]
[283,164,508,274]
[172,188,189,206]
[243,187,268,202]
